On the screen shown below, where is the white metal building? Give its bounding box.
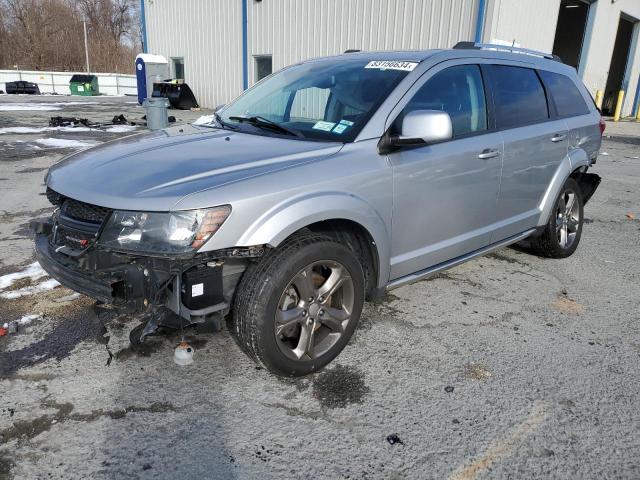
[143,0,640,117]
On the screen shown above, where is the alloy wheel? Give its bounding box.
[556,188,580,249]
[275,260,355,361]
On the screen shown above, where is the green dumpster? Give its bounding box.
[69,74,99,96]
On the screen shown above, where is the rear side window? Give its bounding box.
[487,65,549,129]
[403,64,487,138]
[539,70,590,117]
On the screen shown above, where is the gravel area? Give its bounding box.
[0,95,639,479]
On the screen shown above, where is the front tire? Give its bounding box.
[230,232,365,376]
[530,177,584,258]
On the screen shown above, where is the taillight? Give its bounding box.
[599,117,606,135]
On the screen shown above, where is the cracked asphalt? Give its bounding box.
[1,95,639,479]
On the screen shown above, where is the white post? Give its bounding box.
[83,21,90,73]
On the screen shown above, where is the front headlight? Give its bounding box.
[98,206,231,254]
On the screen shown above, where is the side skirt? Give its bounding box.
[385,228,536,291]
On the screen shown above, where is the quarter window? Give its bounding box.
[539,70,590,117]
[487,65,549,128]
[403,65,488,138]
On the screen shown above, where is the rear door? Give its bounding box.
[387,62,504,279]
[538,69,601,164]
[485,64,569,241]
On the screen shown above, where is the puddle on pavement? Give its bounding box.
[0,400,175,445]
[312,364,369,408]
[0,304,109,376]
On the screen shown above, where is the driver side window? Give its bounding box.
[403,64,488,138]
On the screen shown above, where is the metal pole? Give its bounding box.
[613,90,625,122]
[83,21,90,73]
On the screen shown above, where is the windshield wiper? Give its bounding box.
[228,115,303,138]
[214,112,237,130]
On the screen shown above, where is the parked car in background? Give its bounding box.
[34,43,602,376]
[5,80,40,94]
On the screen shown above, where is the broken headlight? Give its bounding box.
[98,206,231,254]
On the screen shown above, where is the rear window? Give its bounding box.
[487,65,549,129]
[539,70,590,117]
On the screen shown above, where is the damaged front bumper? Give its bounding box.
[33,219,260,323]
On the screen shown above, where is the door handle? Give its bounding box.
[478,149,500,159]
[551,133,567,142]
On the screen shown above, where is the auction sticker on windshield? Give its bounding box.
[365,60,418,71]
[313,121,336,131]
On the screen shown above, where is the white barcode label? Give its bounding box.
[365,60,419,72]
[191,283,204,297]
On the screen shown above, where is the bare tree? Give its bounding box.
[0,0,140,73]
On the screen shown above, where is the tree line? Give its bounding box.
[0,0,141,74]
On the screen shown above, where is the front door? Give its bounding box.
[387,63,503,280]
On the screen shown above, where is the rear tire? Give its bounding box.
[529,177,583,258]
[230,232,365,376]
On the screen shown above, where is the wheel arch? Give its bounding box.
[236,192,390,291]
[304,219,380,300]
[537,149,591,227]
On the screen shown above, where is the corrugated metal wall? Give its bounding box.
[484,0,561,53]
[145,0,244,109]
[247,0,480,87]
[484,0,640,117]
[146,0,480,108]
[578,0,640,117]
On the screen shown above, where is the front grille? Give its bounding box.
[46,188,63,206]
[46,188,111,225]
[53,224,97,250]
[60,198,110,224]
[46,188,110,251]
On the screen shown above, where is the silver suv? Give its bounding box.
[34,43,603,376]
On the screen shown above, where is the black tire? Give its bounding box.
[530,177,584,258]
[230,231,365,376]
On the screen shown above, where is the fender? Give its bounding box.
[237,191,391,288]
[537,148,590,227]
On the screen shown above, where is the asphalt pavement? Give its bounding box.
[0,95,639,480]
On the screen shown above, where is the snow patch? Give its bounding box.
[0,126,94,134]
[0,125,137,134]
[17,314,41,326]
[193,115,214,126]
[103,125,138,133]
[0,262,60,300]
[0,101,95,111]
[0,278,60,299]
[0,262,47,290]
[35,138,99,149]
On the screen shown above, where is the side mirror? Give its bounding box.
[396,110,452,145]
[378,110,452,153]
[214,104,226,112]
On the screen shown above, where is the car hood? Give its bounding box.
[47,124,343,211]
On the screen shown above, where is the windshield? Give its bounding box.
[219,57,414,142]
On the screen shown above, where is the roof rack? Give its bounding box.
[453,41,562,62]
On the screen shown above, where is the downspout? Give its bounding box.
[140,0,148,53]
[242,0,248,90]
[474,0,487,43]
